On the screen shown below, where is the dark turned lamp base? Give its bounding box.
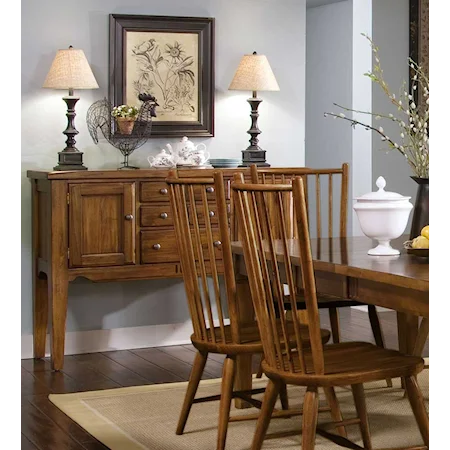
[239,149,270,167]
[238,90,271,168]
[54,150,87,171]
[53,92,88,171]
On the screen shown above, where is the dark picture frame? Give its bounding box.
[409,0,428,107]
[109,14,215,138]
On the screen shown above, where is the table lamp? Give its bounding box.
[228,51,279,167]
[43,46,99,170]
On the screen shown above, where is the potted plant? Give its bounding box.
[325,34,429,239]
[111,104,140,135]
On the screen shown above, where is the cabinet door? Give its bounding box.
[69,183,135,267]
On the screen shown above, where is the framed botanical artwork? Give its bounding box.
[409,0,429,109]
[109,14,215,137]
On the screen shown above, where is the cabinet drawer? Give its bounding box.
[140,182,171,203]
[140,230,223,264]
[140,181,231,204]
[140,204,220,227]
[140,205,173,227]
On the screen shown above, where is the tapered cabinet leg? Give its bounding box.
[176,351,208,435]
[302,386,319,450]
[251,379,281,450]
[33,274,49,359]
[49,180,69,372]
[49,275,68,371]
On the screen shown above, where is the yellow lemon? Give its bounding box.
[412,235,429,249]
[421,225,429,240]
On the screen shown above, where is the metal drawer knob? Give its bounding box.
[209,211,215,217]
[206,187,214,193]
[160,212,168,219]
[160,188,168,195]
[125,214,134,220]
[213,241,222,247]
[153,243,161,250]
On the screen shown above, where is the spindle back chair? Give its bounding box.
[250,163,388,361]
[166,171,330,450]
[231,175,428,450]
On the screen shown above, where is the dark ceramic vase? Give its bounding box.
[409,177,429,239]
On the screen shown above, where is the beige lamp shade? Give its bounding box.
[228,52,279,92]
[43,46,99,90]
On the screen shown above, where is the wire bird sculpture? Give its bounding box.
[86,93,158,169]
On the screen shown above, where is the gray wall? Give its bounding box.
[306,0,412,237]
[305,1,352,236]
[372,0,416,221]
[21,0,306,335]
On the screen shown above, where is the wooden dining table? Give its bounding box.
[231,235,429,409]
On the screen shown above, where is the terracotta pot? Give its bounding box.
[116,117,136,135]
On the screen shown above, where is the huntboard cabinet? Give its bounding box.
[27,168,249,370]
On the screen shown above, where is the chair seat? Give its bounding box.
[191,321,331,355]
[262,341,424,387]
[284,293,368,309]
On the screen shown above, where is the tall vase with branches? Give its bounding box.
[325,34,429,239]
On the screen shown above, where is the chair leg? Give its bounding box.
[368,305,393,388]
[279,382,289,410]
[404,376,429,446]
[329,307,341,343]
[323,387,347,438]
[217,355,236,450]
[176,350,208,435]
[351,384,373,450]
[302,386,319,450]
[256,354,263,378]
[251,378,281,450]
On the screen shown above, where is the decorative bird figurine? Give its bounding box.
[86,93,158,169]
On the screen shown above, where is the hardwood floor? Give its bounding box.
[21,309,428,449]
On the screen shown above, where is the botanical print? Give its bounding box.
[125,31,199,122]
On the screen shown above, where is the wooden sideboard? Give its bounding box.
[27,168,250,370]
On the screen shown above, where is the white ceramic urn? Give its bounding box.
[353,176,413,256]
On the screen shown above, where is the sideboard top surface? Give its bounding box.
[27,167,250,180]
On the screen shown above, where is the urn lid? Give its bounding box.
[355,176,411,202]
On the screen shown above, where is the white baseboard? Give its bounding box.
[22,307,394,360]
[21,321,196,359]
[21,318,231,359]
[351,306,392,313]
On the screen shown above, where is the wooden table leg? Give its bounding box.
[397,312,418,355]
[405,314,419,355]
[49,181,69,372]
[397,312,419,389]
[234,275,255,409]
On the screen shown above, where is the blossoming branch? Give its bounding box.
[325,34,429,178]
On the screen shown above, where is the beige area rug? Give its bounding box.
[49,369,428,450]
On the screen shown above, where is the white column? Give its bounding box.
[351,0,372,235]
